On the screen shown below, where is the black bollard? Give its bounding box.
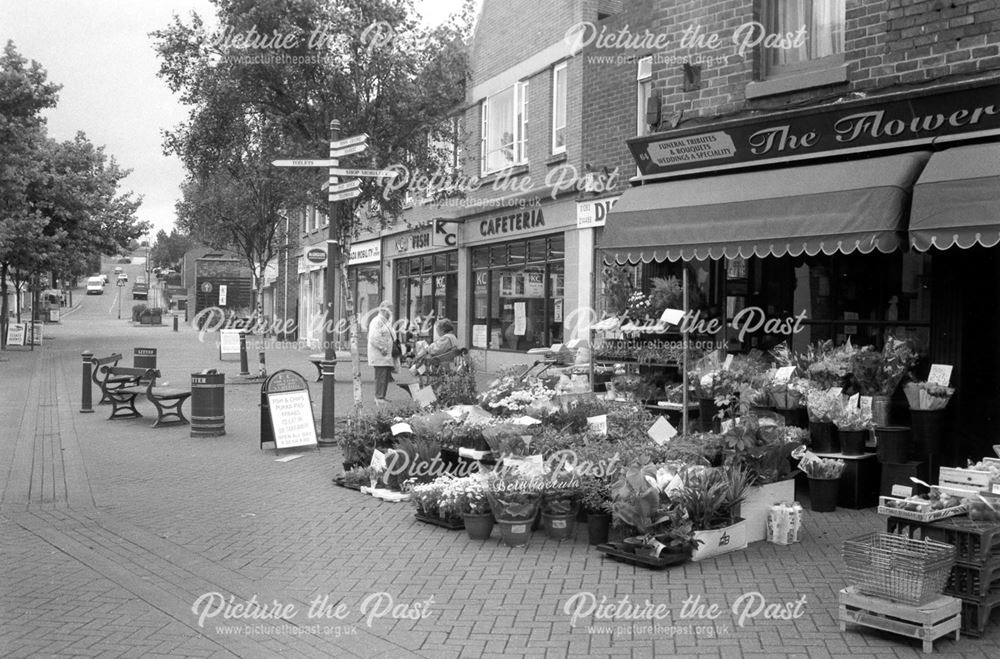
[81,351,94,413]
[173,314,179,332]
[238,332,250,375]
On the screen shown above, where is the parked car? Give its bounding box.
[86,276,105,295]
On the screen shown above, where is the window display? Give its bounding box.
[471,235,564,351]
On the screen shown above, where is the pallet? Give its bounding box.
[958,591,1000,637]
[839,587,961,653]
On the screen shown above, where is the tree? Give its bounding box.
[1,43,148,345]
[150,228,196,269]
[0,41,60,345]
[153,0,473,408]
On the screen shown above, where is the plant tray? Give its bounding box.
[332,476,362,491]
[878,496,969,523]
[595,543,691,570]
[414,513,465,530]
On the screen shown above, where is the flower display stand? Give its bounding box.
[839,586,961,653]
[691,519,747,562]
[741,480,795,543]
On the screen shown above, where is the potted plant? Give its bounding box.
[458,477,494,540]
[610,464,698,560]
[805,388,842,453]
[579,476,613,545]
[540,475,580,542]
[411,478,464,527]
[486,471,542,547]
[903,380,955,458]
[798,454,845,512]
[830,404,873,456]
[674,465,752,562]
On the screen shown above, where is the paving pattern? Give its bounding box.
[2,294,1000,658]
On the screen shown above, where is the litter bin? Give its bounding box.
[134,347,157,384]
[190,369,225,437]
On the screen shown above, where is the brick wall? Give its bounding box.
[581,0,1000,174]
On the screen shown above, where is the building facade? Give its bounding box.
[579,0,1000,462]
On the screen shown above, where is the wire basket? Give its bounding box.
[842,532,957,605]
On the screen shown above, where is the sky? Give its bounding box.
[0,0,471,239]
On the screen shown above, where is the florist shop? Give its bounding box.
[601,77,1000,465]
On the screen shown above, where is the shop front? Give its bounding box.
[462,197,584,370]
[340,238,382,354]
[383,222,459,342]
[604,78,1000,463]
[297,245,326,348]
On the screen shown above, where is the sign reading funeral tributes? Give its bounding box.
[260,369,318,452]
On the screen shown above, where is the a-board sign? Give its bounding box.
[29,322,42,346]
[260,369,317,451]
[219,329,242,358]
[5,323,26,346]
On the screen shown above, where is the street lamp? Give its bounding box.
[117,277,125,319]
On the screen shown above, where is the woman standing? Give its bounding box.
[367,301,398,404]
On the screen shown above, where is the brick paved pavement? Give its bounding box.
[2,290,1000,658]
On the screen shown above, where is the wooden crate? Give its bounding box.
[938,467,991,498]
[839,586,961,653]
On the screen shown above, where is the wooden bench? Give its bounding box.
[91,353,126,404]
[103,367,192,428]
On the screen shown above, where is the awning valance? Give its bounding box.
[909,143,1000,252]
[601,152,930,263]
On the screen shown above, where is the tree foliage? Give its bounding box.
[150,228,196,269]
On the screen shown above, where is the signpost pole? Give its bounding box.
[319,119,341,446]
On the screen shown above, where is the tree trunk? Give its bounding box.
[338,253,363,412]
[1,262,8,349]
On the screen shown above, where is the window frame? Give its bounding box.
[551,62,567,155]
[636,56,653,137]
[480,81,529,176]
[759,0,845,81]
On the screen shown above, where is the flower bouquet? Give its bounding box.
[799,455,846,480]
[830,404,873,432]
[849,337,917,397]
[805,388,842,423]
[479,374,556,416]
[903,381,955,411]
[802,340,858,390]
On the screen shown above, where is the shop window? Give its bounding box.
[480,81,529,175]
[734,252,932,354]
[471,235,565,351]
[395,252,459,338]
[761,0,845,79]
[552,62,567,154]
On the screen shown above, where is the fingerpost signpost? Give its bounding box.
[273,121,397,444]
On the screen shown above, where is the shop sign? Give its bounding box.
[348,240,380,264]
[479,208,545,238]
[306,248,327,264]
[432,219,458,247]
[390,226,450,256]
[628,80,1000,177]
[577,196,621,228]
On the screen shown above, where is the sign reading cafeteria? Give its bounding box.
[479,207,544,237]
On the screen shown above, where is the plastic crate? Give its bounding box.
[959,591,1000,637]
[842,533,957,605]
[945,560,1000,598]
[928,518,1000,565]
